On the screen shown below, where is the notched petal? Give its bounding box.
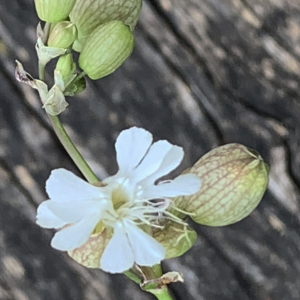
[100,222,135,273]
[124,220,165,266]
[46,168,102,202]
[36,201,67,229]
[51,214,100,251]
[115,127,153,175]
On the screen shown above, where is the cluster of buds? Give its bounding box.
[34,0,141,77]
[17,0,142,115]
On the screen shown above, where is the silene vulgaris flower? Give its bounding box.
[36,127,201,273]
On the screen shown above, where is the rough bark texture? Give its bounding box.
[1,0,300,299]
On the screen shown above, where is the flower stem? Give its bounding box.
[41,22,51,44]
[47,114,99,184]
[38,62,46,81]
[124,270,142,285]
[64,71,87,91]
[148,286,174,300]
[72,71,87,84]
[38,62,99,184]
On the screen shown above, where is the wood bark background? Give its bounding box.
[0,0,300,299]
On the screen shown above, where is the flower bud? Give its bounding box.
[47,21,77,49]
[69,0,142,52]
[78,21,134,80]
[181,144,269,226]
[55,54,76,79]
[34,0,76,23]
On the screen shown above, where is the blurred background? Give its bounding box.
[1,0,300,299]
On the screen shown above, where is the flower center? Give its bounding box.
[111,185,130,210]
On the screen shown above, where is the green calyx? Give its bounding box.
[68,227,113,268]
[69,0,142,52]
[34,0,76,23]
[180,144,269,226]
[55,54,76,79]
[55,54,86,96]
[47,21,77,49]
[78,20,134,80]
[153,221,197,259]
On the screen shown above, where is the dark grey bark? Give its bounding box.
[0,0,300,299]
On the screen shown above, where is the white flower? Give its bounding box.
[36,127,201,273]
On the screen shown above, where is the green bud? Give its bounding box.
[55,56,87,96]
[55,54,76,79]
[78,21,134,80]
[47,21,77,49]
[34,0,76,23]
[181,144,269,226]
[69,0,142,52]
[153,221,197,259]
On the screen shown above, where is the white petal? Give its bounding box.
[46,169,102,202]
[143,174,201,199]
[100,221,134,273]
[123,220,165,266]
[46,199,107,223]
[140,145,184,186]
[51,213,99,251]
[36,201,67,229]
[115,127,153,175]
[131,140,173,183]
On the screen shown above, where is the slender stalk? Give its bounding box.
[41,22,51,44]
[38,62,46,81]
[124,270,142,285]
[149,286,174,300]
[63,71,87,91]
[47,114,99,184]
[70,71,86,86]
[141,264,163,281]
[138,265,174,299]
[38,62,98,184]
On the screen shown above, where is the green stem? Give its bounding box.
[38,63,46,81]
[64,71,87,91]
[148,286,174,300]
[47,114,99,184]
[72,71,86,84]
[42,22,51,44]
[124,270,142,285]
[38,62,98,184]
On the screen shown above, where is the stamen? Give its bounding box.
[163,211,188,226]
[168,202,196,217]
